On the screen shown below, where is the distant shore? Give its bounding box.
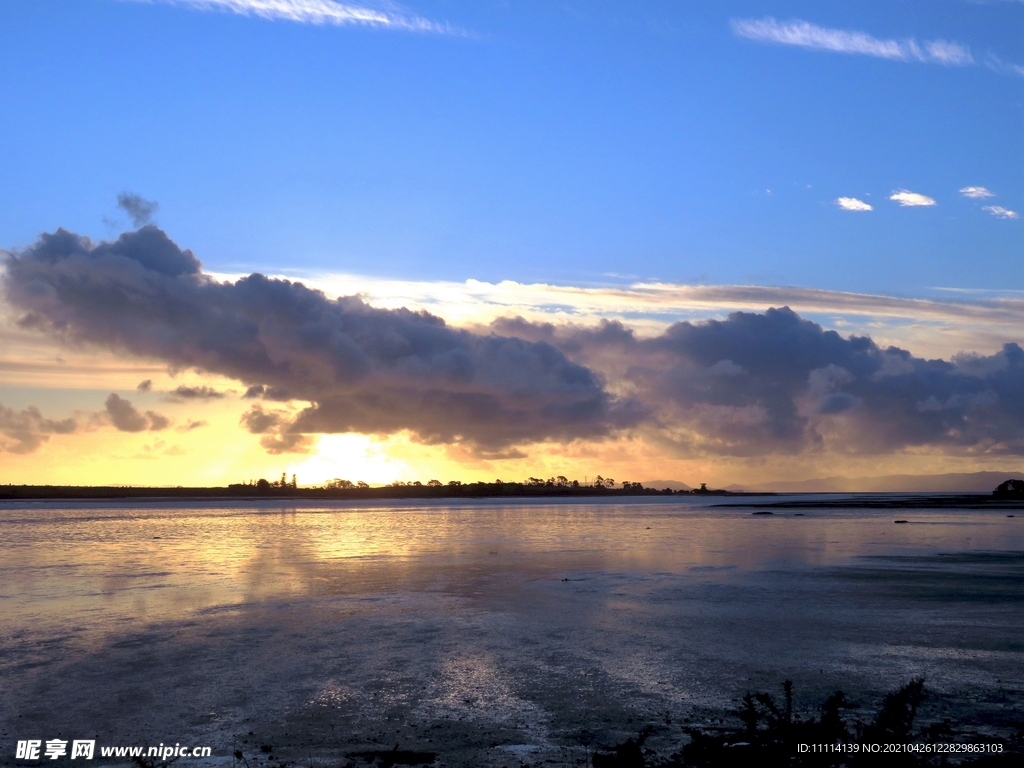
[0,483,755,501]
[729,493,1024,509]
[2,484,1024,506]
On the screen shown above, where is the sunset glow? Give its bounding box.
[2,1,1021,490]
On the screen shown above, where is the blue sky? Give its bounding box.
[2,0,1024,487]
[1,0,1021,294]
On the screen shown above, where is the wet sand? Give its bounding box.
[2,499,1022,766]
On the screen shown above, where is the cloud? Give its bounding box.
[890,190,936,207]
[731,17,973,66]
[259,432,315,454]
[240,406,314,452]
[177,419,208,432]
[275,272,1024,358]
[105,393,170,432]
[241,404,284,434]
[11,249,1024,367]
[288,274,1024,342]
[5,227,639,453]
[241,383,291,399]
[105,393,147,432]
[136,0,452,33]
[137,379,153,391]
[924,40,974,66]
[147,411,171,430]
[494,310,1024,457]
[117,192,159,228]
[985,54,1024,79]
[836,197,872,211]
[983,205,1019,219]
[166,385,227,400]
[0,403,76,454]
[8,225,1024,459]
[960,186,995,199]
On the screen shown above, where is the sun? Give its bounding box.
[286,434,415,487]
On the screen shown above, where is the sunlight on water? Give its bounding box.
[2,497,1022,762]
[2,497,1019,647]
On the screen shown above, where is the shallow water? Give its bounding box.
[2,497,1022,765]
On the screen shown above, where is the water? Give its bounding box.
[1,497,1022,764]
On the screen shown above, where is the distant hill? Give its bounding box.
[640,480,693,491]
[727,471,1024,493]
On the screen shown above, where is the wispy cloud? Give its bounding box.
[890,190,936,207]
[985,54,1024,79]
[246,269,1024,361]
[960,186,995,199]
[134,0,452,32]
[731,17,973,66]
[923,39,974,66]
[836,197,872,211]
[983,205,1019,219]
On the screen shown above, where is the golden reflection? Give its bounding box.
[4,501,1022,659]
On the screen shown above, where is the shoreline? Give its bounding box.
[0,484,757,501]
[3,485,1024,507]
[728,493,1024,509]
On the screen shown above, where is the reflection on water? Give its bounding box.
[3,497,1019,645]
[1,497,1022,760]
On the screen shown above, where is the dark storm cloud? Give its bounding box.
[242,384,292,400]
[116,193,159,228]
[4,227,636,452]
[11,226,1022,457]
[105,393,170,433]
[0,403,76,454]
[493,308,1024,456]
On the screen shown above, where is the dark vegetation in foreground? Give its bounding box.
[208,680,1023,768]
[650,679,1021,767]
[591,679,1024,767]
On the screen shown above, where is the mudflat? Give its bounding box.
[2,498,1022,766]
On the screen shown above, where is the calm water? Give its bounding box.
[1,497,1022,764]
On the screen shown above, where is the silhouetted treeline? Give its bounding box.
[5,478,1024,502]
[223,476,738,499]
[994,479,1024,499]
[0,478,732,500]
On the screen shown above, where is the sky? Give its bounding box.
[1,0,1022,488]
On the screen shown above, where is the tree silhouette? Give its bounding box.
[994,478,1024,497]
